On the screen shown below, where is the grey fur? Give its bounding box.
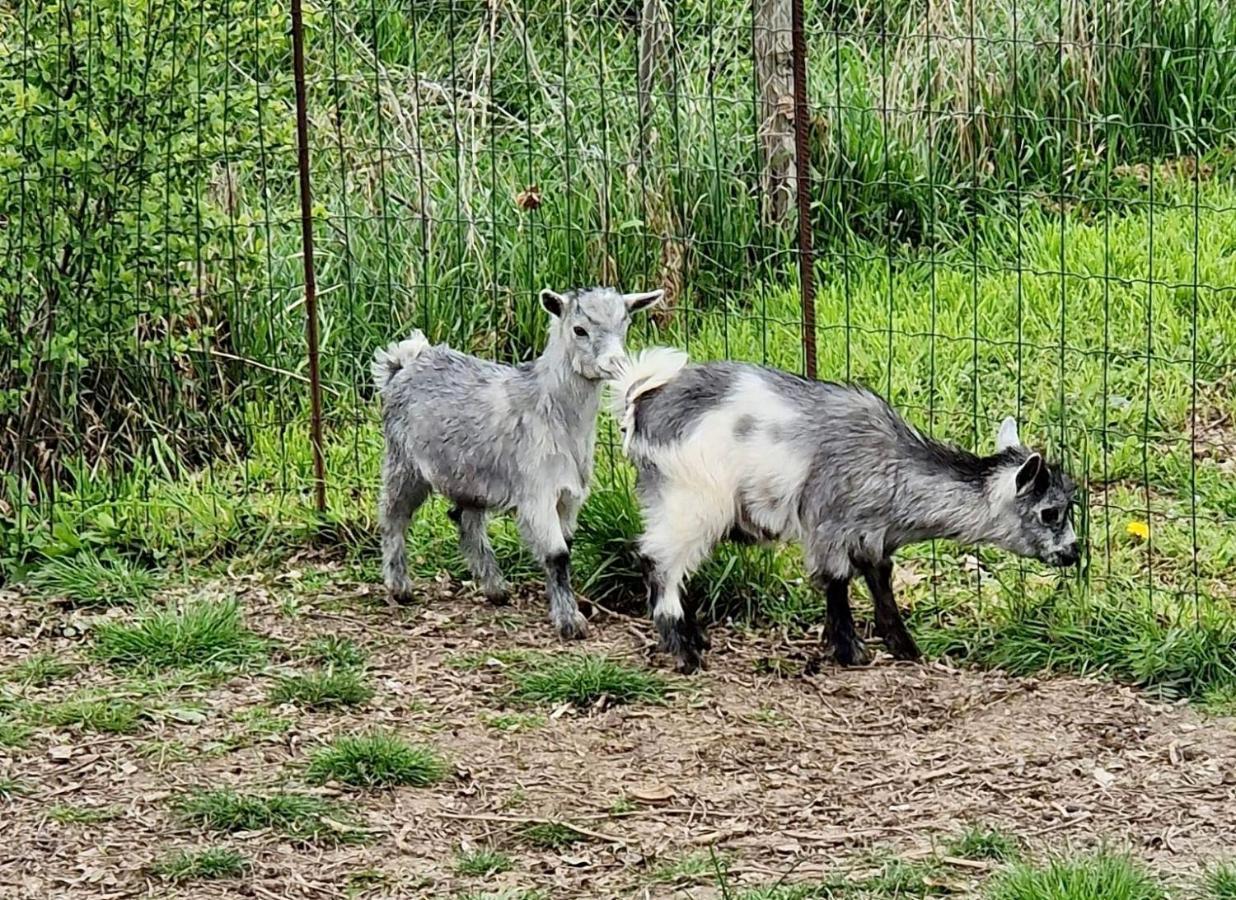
[625,358,1080,671]
[373,285,662,638]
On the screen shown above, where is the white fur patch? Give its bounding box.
[371,331,431,391]
[608,347,690,454]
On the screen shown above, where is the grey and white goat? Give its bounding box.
[612,350,1080,672]
[372,286,663,638]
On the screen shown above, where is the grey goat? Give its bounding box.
[372,286,663,638]
[612,349,1080,672]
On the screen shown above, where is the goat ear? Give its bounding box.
[623,289,664,313]
[996,416,1021,452]
[1014,453,1045,496]
[540,289,568,318]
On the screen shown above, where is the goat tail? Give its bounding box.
[608,346,689,453]
[371,331,431,393]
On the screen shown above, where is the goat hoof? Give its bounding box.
[885,632,921,661]
[675,651,703,675]
[554,612,589,640]
[387,589,416,608]
[833,638,871,667]
[485,590,511,607]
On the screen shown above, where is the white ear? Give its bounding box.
[540,288,568,317]
[622,289,664,313]
[996,416,1021,453]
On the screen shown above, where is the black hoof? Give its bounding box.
[832,635,871,667]
[883,629,921,661]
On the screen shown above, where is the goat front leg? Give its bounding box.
[812,572,870,666]
[449,505,510,605]
[557,491,583,552]
[861,559,920,661]
[519,500,588,640]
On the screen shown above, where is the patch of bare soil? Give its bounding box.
[3,568,1235,899]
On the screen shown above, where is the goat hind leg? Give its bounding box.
[862,559,920,661]
[379,455,430,606]
[639,488,726,673]
[451,506,509,605]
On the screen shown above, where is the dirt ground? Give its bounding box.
[3,564,1236,899]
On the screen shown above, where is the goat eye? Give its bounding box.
[1041,508,1060,526]
[573,326,588,338]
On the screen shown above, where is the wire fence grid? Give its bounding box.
[2,0,1235,629]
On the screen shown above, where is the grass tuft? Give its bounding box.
[5,652,76,687]
[269,667,373,709]
[302,635,366,668]
[27,552,157,606]
[0,715,33,748]
[43,695,145,734]
[946,826,1020,862]
[306,730,446,788]
[92,599,263,669]
[480,711,546,732]
[152,847,250,882]
[507,655,668,707]
[0,776,28,800]
[1206,865,1236,900]
[454,848,514,877]
[177,788,360,842]
[48,804,121,824]
[989,853,1165,900]
[521,822,586,850]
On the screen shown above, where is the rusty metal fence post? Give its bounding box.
[790,0,816,379]
[291,0,327,513]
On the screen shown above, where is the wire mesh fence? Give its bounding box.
[4,0,1236,681]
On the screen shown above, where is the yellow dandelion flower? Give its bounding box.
[1126,520,1150,541]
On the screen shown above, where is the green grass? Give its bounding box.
[1206,865,1236,900]
[302,635,367,668]
[0,776,27,800]
[42,695,145,734]
[270,667,374,709]
[520,822,586,850]
[946,827,1021,863]
[507,655,669,708]
[48,804,122,824]
[306,731,447,788]
[988,854,1164,900]
[177,788,361,842]
[27,552,157,606]
[654,851,728,883]
[152,847,250,882]
[91,599,263,670]
[480,712,546,732]
[0,715,33,748]
[5,652,76,687]
[454,849,514,877]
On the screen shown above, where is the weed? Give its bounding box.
[654,851,728,883]
[307,731,447,788]
[177,788,361,843]
[507,655,668,707]
[455,848,514,877]
[152,847,250,882]
[270,667,373,709]
[92,599,263,669]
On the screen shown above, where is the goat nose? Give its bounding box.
[1061,544,1081,566]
